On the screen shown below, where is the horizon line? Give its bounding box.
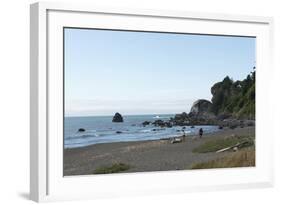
[64,113,179,118]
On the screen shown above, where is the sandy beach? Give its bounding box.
[64,126,255,176]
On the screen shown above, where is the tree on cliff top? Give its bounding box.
[210,67,255,119]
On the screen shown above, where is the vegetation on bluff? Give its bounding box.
[211,67,255,119]
[148,67,256,128]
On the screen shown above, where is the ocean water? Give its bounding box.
[64,114,219,148]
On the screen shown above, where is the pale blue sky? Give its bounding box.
[64,28,255,116]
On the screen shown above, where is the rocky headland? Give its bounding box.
[146,69,256,129]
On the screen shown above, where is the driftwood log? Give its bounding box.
[216,140,253,153]
[170,137,183,144]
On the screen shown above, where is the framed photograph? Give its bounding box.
[30,2,274,202]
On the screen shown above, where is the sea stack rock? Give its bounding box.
[112,112,124,123]
[189,99,215,119]
[78,128,86,132]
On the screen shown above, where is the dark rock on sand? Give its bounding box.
[78,128,86,132]
[112,112,124,123]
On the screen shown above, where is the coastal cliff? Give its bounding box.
[151,68,255,128]
[211,68,255,120]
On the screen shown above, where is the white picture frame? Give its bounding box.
[30,1,274,202]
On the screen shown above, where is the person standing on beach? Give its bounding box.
[199,128,203,138]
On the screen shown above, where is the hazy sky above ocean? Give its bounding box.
[64,28,256,117]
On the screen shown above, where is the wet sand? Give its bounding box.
[64,126,255,176]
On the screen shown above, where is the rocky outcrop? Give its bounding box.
[112,112,124,123]
[168,100,216,126]
[78,128,85,132]
[186,99,217,125]
[217,119,255,129]
[152,120,172,127]
[170,112,190,126]
[146,98,254,128]
[189,99,215,119]
[142,121,150,126]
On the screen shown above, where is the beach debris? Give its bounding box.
[170,137,183,144]
[112,112,124,122]
[216,140,253,153]
[216,146,233,153]
[78,128,85,132]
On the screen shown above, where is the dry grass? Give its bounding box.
[93,163,130,174]
[192,136,254,153]
[191,148,255,169]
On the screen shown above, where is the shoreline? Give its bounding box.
[64,126,255,176]
[64,125,227,150]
